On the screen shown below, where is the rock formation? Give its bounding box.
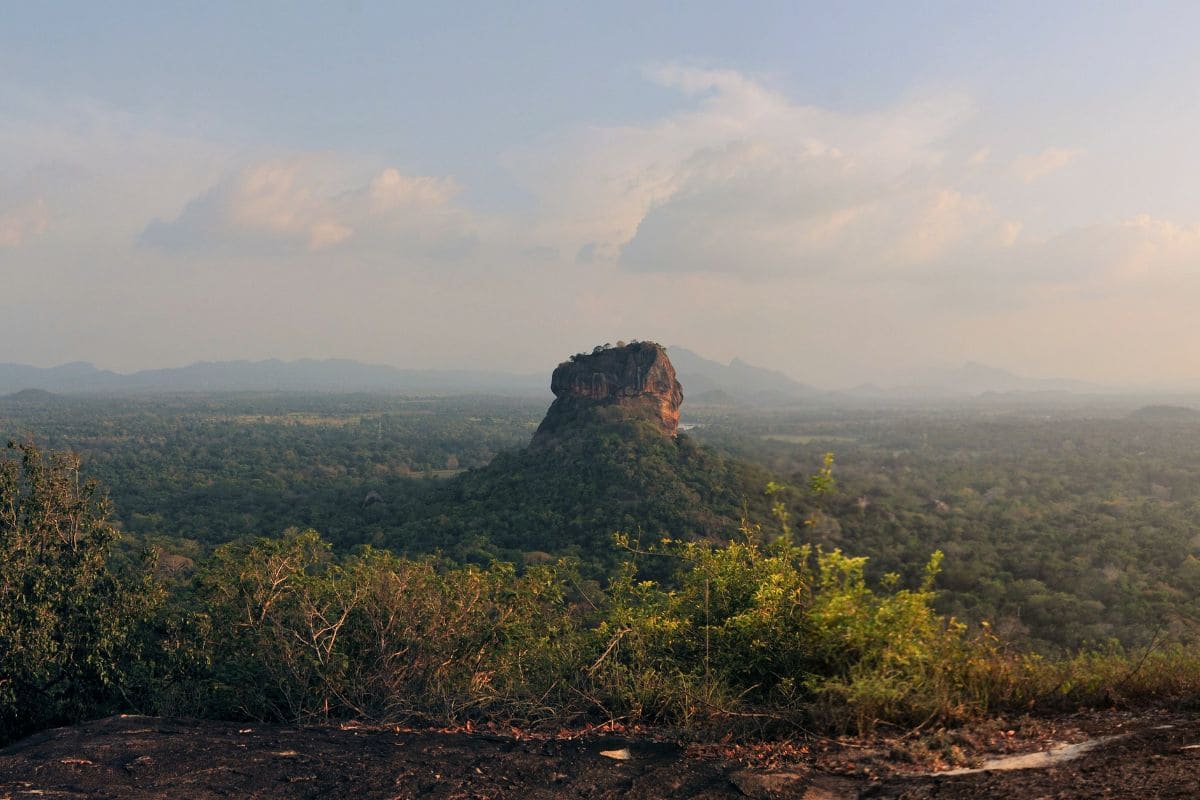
[535,341,684,438]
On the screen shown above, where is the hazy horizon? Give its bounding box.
[10,348,1200,396]
[4,3,1200,388]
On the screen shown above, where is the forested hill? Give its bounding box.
[390,413,775,572]
[389,342,776,572]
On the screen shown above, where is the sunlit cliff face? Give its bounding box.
[536,342,683,439]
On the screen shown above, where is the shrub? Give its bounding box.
[174,531,584,725]
[0,442,159,743]
[588,531,976,733]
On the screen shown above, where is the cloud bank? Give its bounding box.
[5,67,1200,387]
[141,160,474,259]
[0,197,48,249]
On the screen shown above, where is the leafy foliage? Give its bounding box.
[146,523,978,735]
[695,406,1200,651]
[391,414,776,574]
[174,530,582,724]
[10,394,1200,743]
[0,442,159,742]
[7,434,1200,744]
[586,532,971,732]
[0,393,541,554]
[14,392,1200,653]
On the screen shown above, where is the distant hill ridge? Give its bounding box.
[0,349,812,399]
[842,362,1106,399]
[1129,404,1200,420]
[0,359,545,395]
[0,354,1114,400]
[665,346,816,402]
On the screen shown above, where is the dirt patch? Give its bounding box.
[0,715,831,799]
[864,713,1200,799]
[3,711,1200,799]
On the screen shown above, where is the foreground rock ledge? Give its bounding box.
[0,715,832,799]
[5,712,1200,799]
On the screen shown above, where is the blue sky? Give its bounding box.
[3,2,1200,387]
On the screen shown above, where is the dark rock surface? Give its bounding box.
[4,712,1200,798]
[536,341,684,439]
[860,714,1200,799]
[0,716,821,799]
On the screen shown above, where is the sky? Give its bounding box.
[3,1,1200,389]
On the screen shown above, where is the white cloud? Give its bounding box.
[0,96,233,250]
[141,159,473,258]
[509,65,1006,278]
[619,144,1016,277]
[947,215,1200,385]
[219,161,353,250]
[1051,214,1200,289]
[1012,147,1083,183]
[0,197,49,249]
[967,146,991,167]
[7,68,1200,388]
[365,168,459,213]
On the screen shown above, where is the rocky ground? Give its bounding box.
[2,710,1199,799]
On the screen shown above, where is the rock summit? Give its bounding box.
[535,341,684,439]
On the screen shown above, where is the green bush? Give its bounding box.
[171,530,585,724]
[155,522,996,735]
[0,442,160,743]
[14,440,1200,745]
[588,533,976,733]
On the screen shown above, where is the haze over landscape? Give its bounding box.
[14,7,1200,796]
[5,2,1200,388]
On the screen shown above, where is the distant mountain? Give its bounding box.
[1129,404,1200,421]
[0,362,124,393]
[687,389,738,406]
[842,362,1104,399]
[0,359,544,395]
[928,362,1101,395]
[0,348,816,400]
[667,347,816,403]
[2,388,62,403]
